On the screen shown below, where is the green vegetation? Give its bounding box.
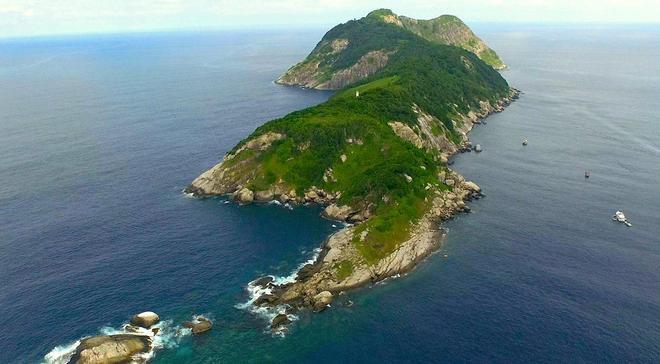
[223,11,510,263]
[335,260,354,281]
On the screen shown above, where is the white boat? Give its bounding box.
[612,211,632,227]
[522,138,528,146]
[613,211,626,222]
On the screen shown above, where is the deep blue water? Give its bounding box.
[1,26,659,363]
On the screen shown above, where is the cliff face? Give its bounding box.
[276,9,506,90]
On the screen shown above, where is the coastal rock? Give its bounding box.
[305,190,319,202]
[183,316,213,335]
[123,325,143,334]
[253,276,274,288]
[235,188,254,203]
[67,334,151,364]
[185,132,285,197]
[271,314,291,328]
[463,181,481,194]
[254,294,278,306]
[254,190,274,201]
[313,291,333,312]
[130,312,160,328]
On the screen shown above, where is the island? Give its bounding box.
[186,9,518,328]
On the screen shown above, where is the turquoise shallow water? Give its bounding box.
[1,26,659,363]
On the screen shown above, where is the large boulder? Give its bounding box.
[183,316,213,335]
[130,312,160,328]
[67,334,151,364]
[254,190,274,201]
[313,291,333,312]
[235,188,254,203]
[463,181,481,194]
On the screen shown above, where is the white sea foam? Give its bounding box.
[43,319,191,364]
[42,340,81,364]
[236,247,322,333]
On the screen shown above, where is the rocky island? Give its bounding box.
[186,9,518,328]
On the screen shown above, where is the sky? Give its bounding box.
[1,0,659,38]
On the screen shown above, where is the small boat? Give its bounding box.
[585,171,590,178]
[522,139,528,146]
[612,211,632,227]
[474,144,482,153]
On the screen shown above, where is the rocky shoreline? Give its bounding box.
[188,88,520,329]
[46,312,213,364]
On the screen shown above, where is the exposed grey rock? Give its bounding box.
[183,316,213,335]
[271,314,290,328]
[235,188,254,203]
[254,294,278,306]
[130,312,159,328]
[254,190,274,201]
[67,334,151,364]
[323,204,353,221]
[313,291,333,312]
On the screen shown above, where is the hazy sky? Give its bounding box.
[1,0,659,38]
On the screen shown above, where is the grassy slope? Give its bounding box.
[228,21,509,263]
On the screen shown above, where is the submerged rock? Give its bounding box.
[67,334,151,364]
[130,311,160,328]
[271,314,291,328]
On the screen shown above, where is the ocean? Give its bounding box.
[1,25,659,363]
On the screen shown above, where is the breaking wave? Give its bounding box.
[42,319,191,364]
[235,247,322,335]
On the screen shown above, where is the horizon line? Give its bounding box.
[2,21,660,41]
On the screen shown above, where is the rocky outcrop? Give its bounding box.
[130,311,159,329]
[388,121,424,148]
[235,188,254,203]
[322,204,354,221]
[312,291,333,312]
[271,314,291,328]
[185,132,284,197]
[67,334,152,364]
[317,50,391,90]
[183,316,213,335]
[277,50,391,90]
